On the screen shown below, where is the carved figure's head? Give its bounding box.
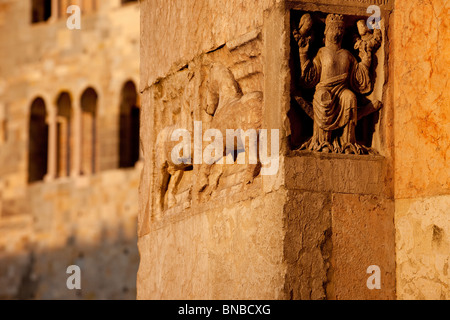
[325,14,345,45]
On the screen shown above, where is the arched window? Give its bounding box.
[56,92,73,178]
[81,88,98,175]
[119,81,140,168]
[31,0,52,24]
[28,98,48,183]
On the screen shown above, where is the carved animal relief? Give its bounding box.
[152,32,264,215]
[196,62,263,195]
[291,12,384,155]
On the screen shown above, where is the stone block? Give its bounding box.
[285,153,390,196]
[330,193,396,300]
[395,196,450,299]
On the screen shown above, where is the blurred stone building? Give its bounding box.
[0,0,140,299]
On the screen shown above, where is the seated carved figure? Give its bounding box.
[294,14,381,154]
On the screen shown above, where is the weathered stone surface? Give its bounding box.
[140,0,281,88]
[137,190,286,300]
[393,0,450,299]
[283,191,332,300]
[137,0,447,301]
[395,196,450,299]
[282,190,395,300]
[285,153,390,196]
[330,193,395,300]
[138,0,398,300]
[393,0,450,199]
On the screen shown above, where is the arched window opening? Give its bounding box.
[119,81,140,168]
[56,92,73,178]
[28,98,48,183]
[31,0,52,24]
[81,88,98,175]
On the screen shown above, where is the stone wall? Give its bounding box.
[139,0,448,300]
[138,0,400,300]
[0,167,140,300]
[138,12,289,298]
[393,0,450,300]
[0,0,140,195]
[0,0,141,300]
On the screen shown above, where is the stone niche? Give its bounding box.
[288,7,388,154]
[277,0,396,299]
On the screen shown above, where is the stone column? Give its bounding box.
[71,98,81,178]
[49,0,59,22]
[59,0,69,19]
[44,107,57,182]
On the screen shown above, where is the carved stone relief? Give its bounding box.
[153,68,196,214]
[290,11,384,154]
[152,32,264,214]
[195,62,263,195]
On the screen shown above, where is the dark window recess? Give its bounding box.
[56,92,73,178]
[80,88,98,176]
[31,0,52,24]
[28,98,48,183]
[119,81,140,168]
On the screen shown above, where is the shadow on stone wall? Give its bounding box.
[0,221,139,300]
[0,167,141,300]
